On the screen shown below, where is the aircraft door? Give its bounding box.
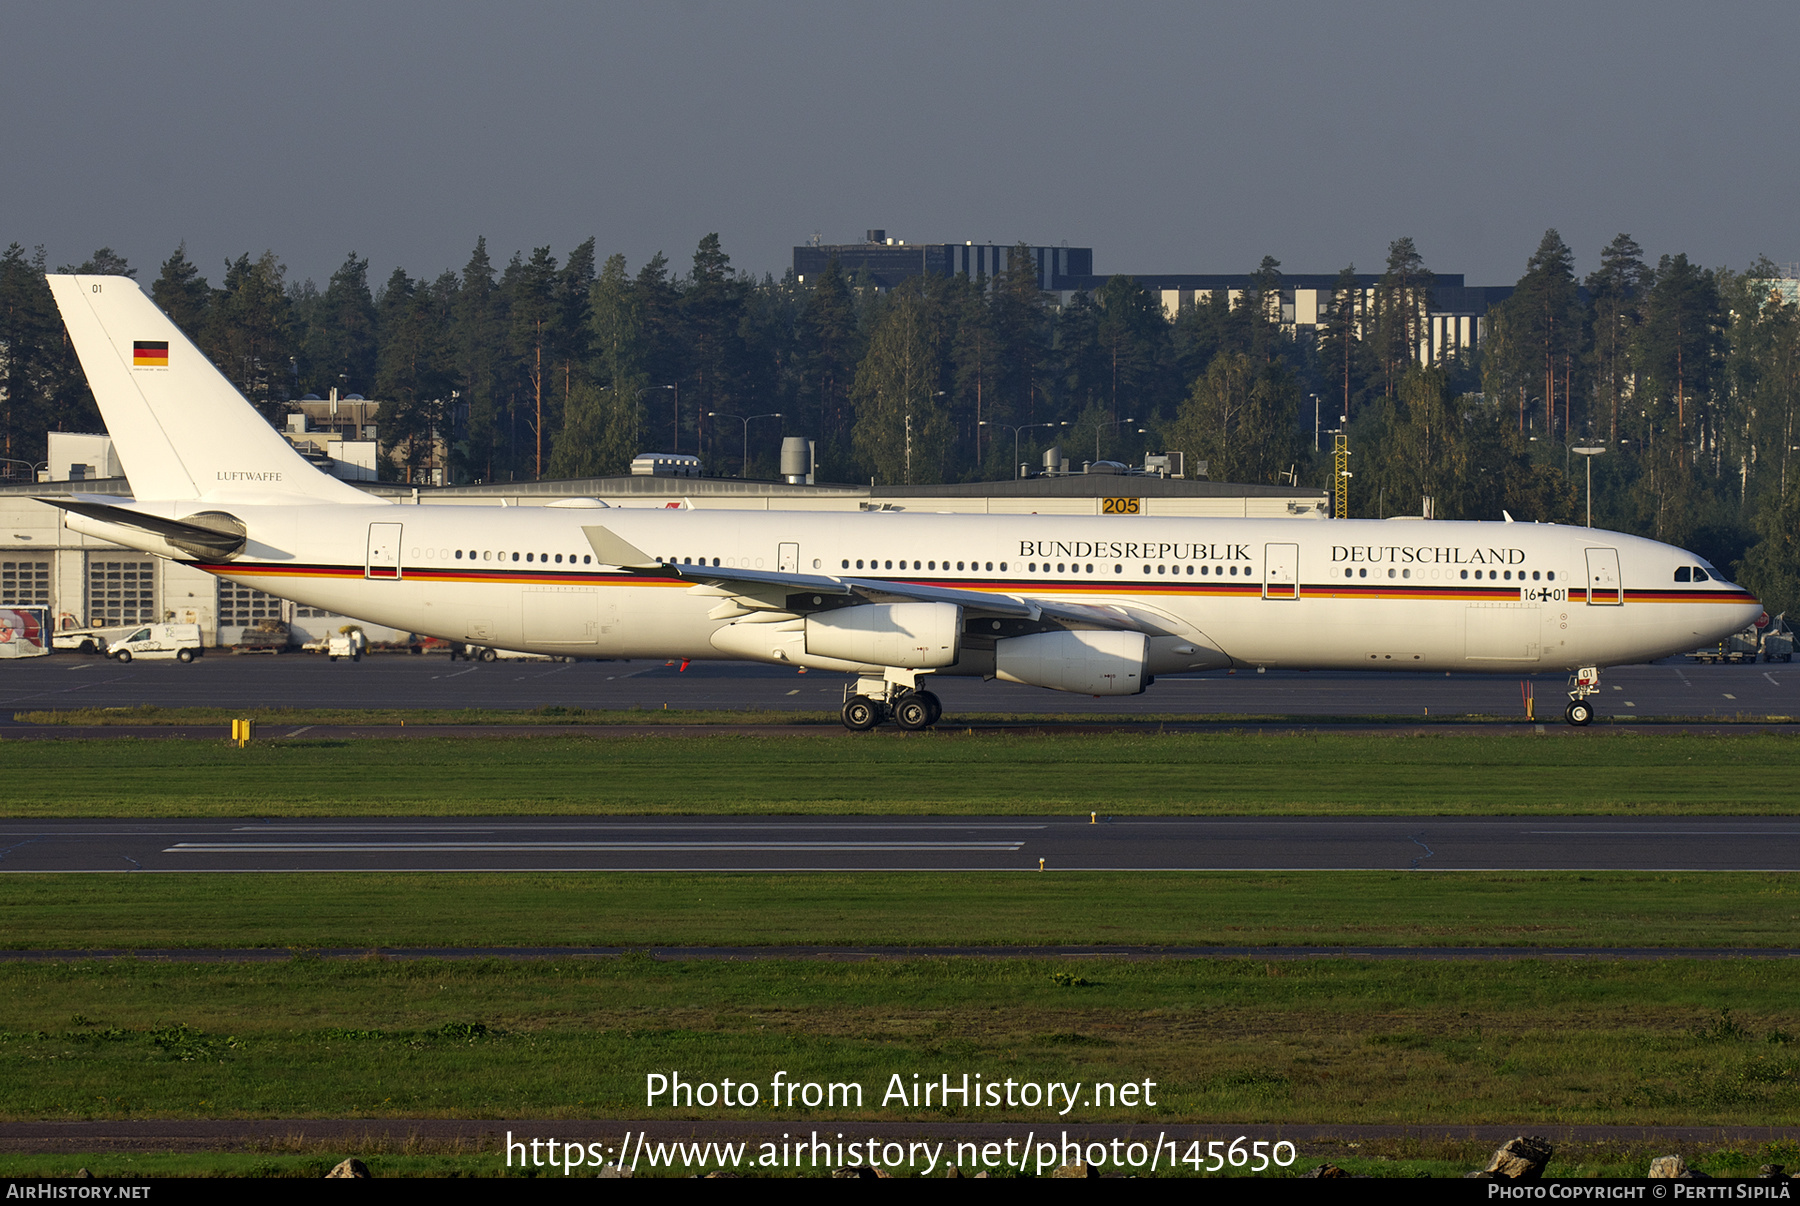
[366,523,403,580]
[1584,547,1622,605]
[1263,543,1299,600]
[778,542,799,573]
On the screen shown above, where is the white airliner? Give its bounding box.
[42,274,1761,729]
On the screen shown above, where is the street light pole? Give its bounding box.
[635,386,677,454]
[1572,445,1606,527]
[979,421,1067,477]
[1096,417,1136,463]
[708,412,783,477]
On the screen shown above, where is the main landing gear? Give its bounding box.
[841,671,943,731]
[1564,665,1600,727]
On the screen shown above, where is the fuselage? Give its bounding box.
[184,503,1759,680]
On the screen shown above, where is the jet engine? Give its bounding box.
[804,602,961,668]
[995,629,1149,695]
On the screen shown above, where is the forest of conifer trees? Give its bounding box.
[2,229,1797,614]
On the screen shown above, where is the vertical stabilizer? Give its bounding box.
[45,275,370,504]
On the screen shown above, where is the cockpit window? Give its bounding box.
[1693,567,1710,581]
[1674,567,1691,582]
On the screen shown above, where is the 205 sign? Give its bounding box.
[1101,498,1141,515]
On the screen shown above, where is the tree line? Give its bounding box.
[2,229,1798,614]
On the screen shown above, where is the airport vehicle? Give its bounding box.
[51,624,135,655]
[104,623,202,663]
[0,606,51,658]
[327,629,365,662]
[38,275,1764,728]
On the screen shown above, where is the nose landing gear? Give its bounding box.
[1565,666,1600,726]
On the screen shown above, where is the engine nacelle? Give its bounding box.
[804,603,961,669]
[995,629,1149,695]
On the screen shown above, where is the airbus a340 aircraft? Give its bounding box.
[42,274,1761,729]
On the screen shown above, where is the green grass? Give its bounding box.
[2,1139,1796,1179]
[17,704,1799,727]
[2,731,1797,816]
[4,871,1799,950]
[1,957,1796,1129]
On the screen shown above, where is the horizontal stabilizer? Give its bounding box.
[581,525,663,570]
[39,499,246,560]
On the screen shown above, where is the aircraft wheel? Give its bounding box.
[917,690,942,727]
[893,694,933,731]
[1565,699,1594,727]
[113,650,131,664]
[176,648,194,663]
[480,648,497,662]
[841,695,880,731]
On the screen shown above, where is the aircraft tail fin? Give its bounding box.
[45,275,369,504]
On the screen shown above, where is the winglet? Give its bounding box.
[582,525,662,570]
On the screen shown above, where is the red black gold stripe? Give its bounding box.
[194,562,1759,606]
[133,340,169,367]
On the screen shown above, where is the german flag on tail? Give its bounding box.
[133,340,168,367]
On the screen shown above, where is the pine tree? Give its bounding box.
[453,238,507,482]
[506,246,560,478]
[851,284,949,484]
[1375,238,1433,396]
[1585,234,1647,444]
[151,244,211,340]
[205,251,293,418]
[797,256,861,457]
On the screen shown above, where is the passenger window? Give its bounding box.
[1546,571,1554,581]
[1087,564,1095,574]
[1460,569,1467,579]
[1388,568,1396,579]
[1115,564,1123,574]
[1344,568,1352,579]
[511,552,519,562]
[998,563,1005,571]
[1359,568,1367,578]
[843,560,850,569]
[885,560,893,569]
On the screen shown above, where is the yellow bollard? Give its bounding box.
[1038,857,1045,872]
[230,718,254,747]
[1090,812,1096,824]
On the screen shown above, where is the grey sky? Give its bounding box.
[7,2,1795,291]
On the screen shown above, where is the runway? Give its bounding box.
[0,652,1793,722]
[4,817,1797,873]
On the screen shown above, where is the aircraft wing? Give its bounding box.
[582,525,1146,631]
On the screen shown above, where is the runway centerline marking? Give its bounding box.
[166,841,1029,853]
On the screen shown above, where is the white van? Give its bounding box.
[106,623,203,663]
